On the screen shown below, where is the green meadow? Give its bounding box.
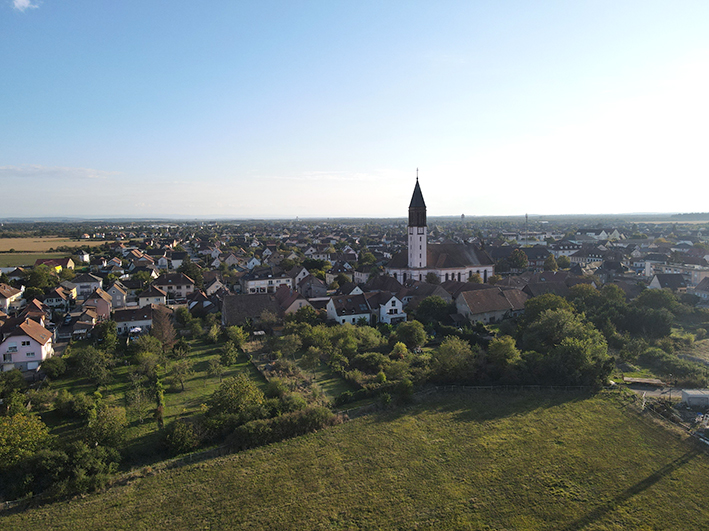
[3,390,708,530]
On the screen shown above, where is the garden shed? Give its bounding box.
[681,389,709,408]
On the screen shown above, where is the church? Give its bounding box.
[385,179,495,284]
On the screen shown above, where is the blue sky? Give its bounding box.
[2,1,709,219]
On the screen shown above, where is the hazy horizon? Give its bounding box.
[3,2,709,219]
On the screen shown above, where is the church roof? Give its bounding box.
[409,179,426,209]
[387,243,494,270]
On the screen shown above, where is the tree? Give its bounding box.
[225,325,248,349]
[86,405,128,447]
[0,414,51,468]
[392,320,427,350]
[207,359,224,383]
[468,273,482,283]
[635,289,677,311]
[543,254,558,271]
[152,308,177,355]
[488,274,502,285]
[425,272,440,285]
[509,249,528,270]
[178,259,204,289]
[486,335,521,370]
[207,323,221,344]
[126,387,151,423]
[131,270,153,288]
[74,346,114,386]
[171,337,191,359]
[415,296,451,325]
[170,359,194,392]
[521,293,573,327]
[432,336,479,382]
[94,320,118,353]
[220,341,239,366]
[557,255,571,269]
[207,374,265,416]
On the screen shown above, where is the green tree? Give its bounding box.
[207,374,265,416]
[521,293,573,327]
[225,325,248,349]
[468,273,482,283]
[486,335,521,370]
[509,249,528,270]
[392,320,427,350]
[0,413,51,467]
[86,405,128,447]
[220,341,239,366]
[207,359,224,383]
[170,359,194,392]
[74,346,114,386]
[543,254,558,271]
[433,336,479,382]
[171,337,191,360]
[557,255,571,269]
[94,320,118,354]
[415,296,451,325]
[488,274,502,285]
[177,259,204,289]
[207,324,221,343]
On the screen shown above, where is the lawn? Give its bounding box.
[5,390,709,530]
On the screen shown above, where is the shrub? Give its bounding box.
[163,419,202,456]
[41,356,67,379]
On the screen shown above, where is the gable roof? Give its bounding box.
[458,287,528,315]
[0,283,21,299]
[8,318,52,345]
[222,294,282,326]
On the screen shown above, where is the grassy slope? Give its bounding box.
[5,391,709,530]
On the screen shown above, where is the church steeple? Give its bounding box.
[407,172,427,269]
[408,174,427,227]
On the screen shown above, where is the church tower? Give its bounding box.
[407,176,427,269]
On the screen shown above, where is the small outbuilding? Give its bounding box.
[681,389,709,408]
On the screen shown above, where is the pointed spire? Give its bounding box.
[409,176,426,209]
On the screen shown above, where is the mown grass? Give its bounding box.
[6,390,709,530]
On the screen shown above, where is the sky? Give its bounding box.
[2,1,709,219]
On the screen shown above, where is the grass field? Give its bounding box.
[4,390,709,530]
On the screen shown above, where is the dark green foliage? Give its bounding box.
[163,419,201,456]
[638,347,708,387]
[350,352,389,374]
[207,374,265,416]
[391,320,426,349]
[225,407,340,452]
[415,296,451,325]
[41,356,67,379]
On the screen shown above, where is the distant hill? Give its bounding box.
[3,391,708,530]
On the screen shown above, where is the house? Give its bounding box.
[204,277,225,297]
[690,277,709,303]
[0,283,24,313]
[240,266,293,294]
[73,273,103,299]
[106,281,128,309]
[152,273,195,302]
[326,293,373,325]
[113,304,171,336]
[274,285,312,315]
[42,286,72,312]
[221,294,282,327]
[363,291,406,325]
[455,287,528,324]
[35,257,75,271]
[82,288,113,320]
[649,274,687,293]
[298,274,328,298]
[0,318,54,372]
[138,285,167,307]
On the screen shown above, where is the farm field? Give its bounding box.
[0,236,105,252]
[4,390,709,530]
[0,237,106,267]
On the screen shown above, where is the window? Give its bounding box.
[26,352,35,357]
[3,354,11,362]
[21,341,30,346]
